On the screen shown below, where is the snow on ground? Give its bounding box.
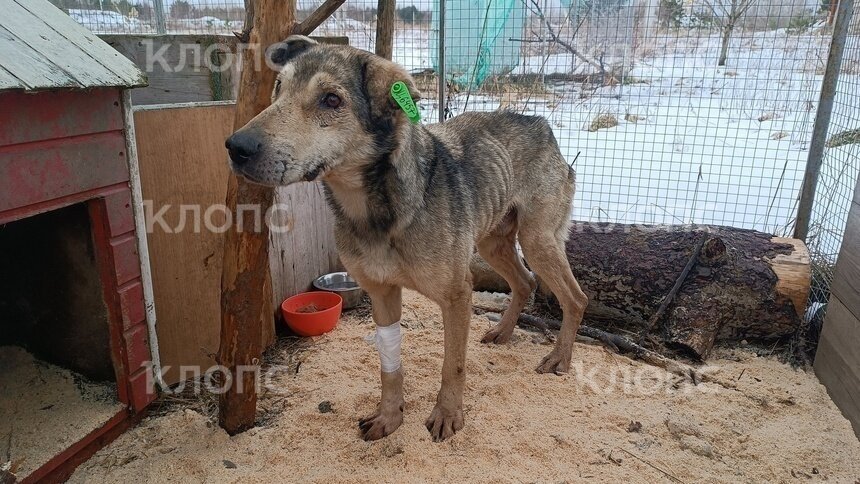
[407,29,852,244]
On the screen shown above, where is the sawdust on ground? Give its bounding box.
[0,346,122,478]
[71,291,860,483]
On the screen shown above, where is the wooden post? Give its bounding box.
[218,0,296,436]
[375,0,396,60]
[217,0,347,436]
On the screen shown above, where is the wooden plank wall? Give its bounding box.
[134,102,338,384]
[270,183,341,302]
[101,34,238,105]
[815,173,860,438]
[100,35,348,106]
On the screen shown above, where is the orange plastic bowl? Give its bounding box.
[280,291,343,337]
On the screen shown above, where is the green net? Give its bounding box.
[430,0,526,89]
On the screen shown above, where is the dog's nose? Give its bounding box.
[225,131,262,165]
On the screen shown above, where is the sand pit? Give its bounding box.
[71,291,860,482]
[0,346,122,478]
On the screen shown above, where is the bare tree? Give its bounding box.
[522,0,608,78]
[704,0,758,66]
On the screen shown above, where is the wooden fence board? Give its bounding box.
[832,201,860,320]
[101,35,238,106]
[270,182,340,305]
[815,299,860,438]
[134,103,234,384]
[134,102,338,384]
[816,174,860,439]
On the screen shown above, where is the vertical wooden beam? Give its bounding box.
[218,0,296,435]
[375,0,396,60]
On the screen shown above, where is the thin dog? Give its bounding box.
[225,36,589,442]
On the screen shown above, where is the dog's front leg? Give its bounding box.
[425,283,471,442]
[358,284,405,441]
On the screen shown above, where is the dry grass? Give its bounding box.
[625,113,644,123]
[758,112,782,122]
[771,131,789,140]
[148,334,313,427]
[826,128,860,148]
[587,113,619,132]
[621,76,650,86]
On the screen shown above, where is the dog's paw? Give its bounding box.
[535,349,571,375]
[358,407,403,441]
[424,405,464,442]
[481,325,513,345]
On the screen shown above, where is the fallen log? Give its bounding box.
[471,223,810,360]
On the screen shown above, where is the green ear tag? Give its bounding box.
[390,81,420,124]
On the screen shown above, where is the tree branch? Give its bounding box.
[233,0,255,42]
[523,0,605,75]
[515,313,703,383]
[638,231,709,344]
[296,0,347,35]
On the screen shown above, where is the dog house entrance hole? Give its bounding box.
[0,203,123,478]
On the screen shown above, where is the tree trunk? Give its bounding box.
[218,0,296,436]
[472,223,811,360]
[718,23,733,66]
[564,224,808,359]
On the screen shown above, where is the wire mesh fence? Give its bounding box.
[433,0,832,233]
[57,0,858,326]
[803,2,859,317]
[47,0,244,34]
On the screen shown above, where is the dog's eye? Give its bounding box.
[321,93,341,109]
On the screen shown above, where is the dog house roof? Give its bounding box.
[0,0,146,93]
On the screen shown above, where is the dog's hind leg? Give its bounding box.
[477,209,537,344]
[518,208,588,375]
[357,283,405,441]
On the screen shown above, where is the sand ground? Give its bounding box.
[0,346,122,478]
[70,291,860,483]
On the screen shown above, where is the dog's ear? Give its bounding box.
[269,35,318,67]
[362,55,421,122]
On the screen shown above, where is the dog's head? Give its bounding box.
[225,36,420,186]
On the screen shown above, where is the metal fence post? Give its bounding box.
[437,0,446,123]
[153,0,167,34]
[794,0,855,241]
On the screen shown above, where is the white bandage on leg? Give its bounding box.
[370,322,402,373]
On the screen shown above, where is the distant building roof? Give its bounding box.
[0,0,146,92]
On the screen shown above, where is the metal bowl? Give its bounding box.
[313,272,365,310]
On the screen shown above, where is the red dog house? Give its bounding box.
[0,1,157,481]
